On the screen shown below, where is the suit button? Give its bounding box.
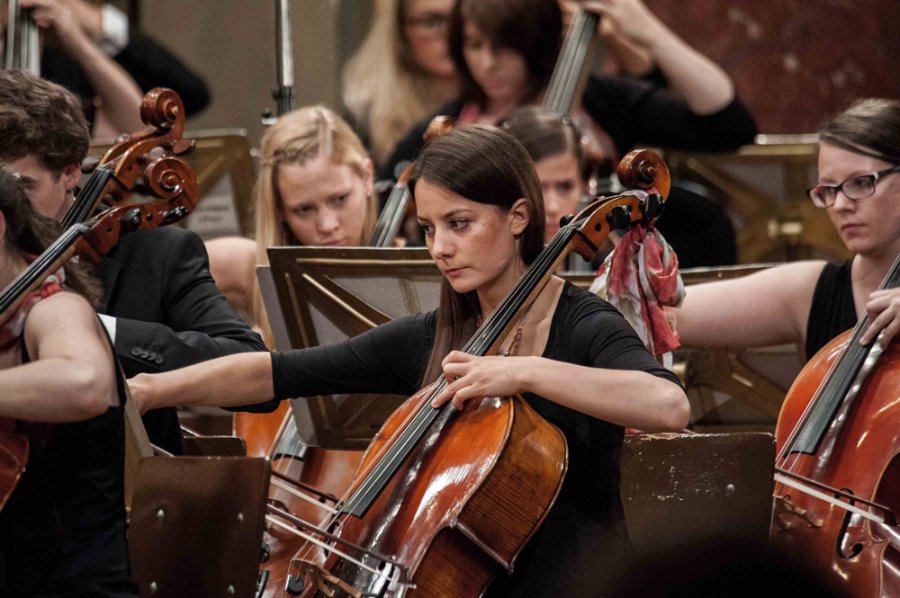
[147,351,157,360]
[131,347,141,356]
[154,355,164,365]
[140,350,149,359]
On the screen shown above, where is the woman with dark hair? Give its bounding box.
[0,168,137,596]
[130,125,689,597]
[500,106,588,243]
[501,105,737,267]
[381,0,757,180]
[675,98,900,358]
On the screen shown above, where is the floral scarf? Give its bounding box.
[589,224,684,361]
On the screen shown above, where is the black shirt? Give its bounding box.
[271,282,681,596]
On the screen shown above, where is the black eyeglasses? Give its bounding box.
[807,164,900,208]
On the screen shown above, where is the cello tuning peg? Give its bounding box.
[169,139,196,156]
[81,155,101,174]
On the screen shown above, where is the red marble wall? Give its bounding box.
[645,0,900,134]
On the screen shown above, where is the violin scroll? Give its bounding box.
[140,155,199,212]
[568,149,670,260]
[616,149,671,200]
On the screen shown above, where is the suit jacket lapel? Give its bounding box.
[94,255,122,314]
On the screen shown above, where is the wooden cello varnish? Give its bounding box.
[772,258,900,597]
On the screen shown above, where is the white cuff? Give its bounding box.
[98,313,117,343]
[97,4,130,56]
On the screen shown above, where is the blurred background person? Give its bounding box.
[383,0,756,181]
[9,0,210,135]
[502,105,736,268]
[342,0,459,171]
[205,105,377,345]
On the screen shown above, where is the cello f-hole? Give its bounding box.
[835,488,864,560]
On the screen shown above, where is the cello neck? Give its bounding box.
[342,151,669,518]
[543,9,600,116]
[785,253,900,456]
[367,184,409,248]
[0,225,86,327]
[60,165,116,229]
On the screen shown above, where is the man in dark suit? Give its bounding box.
[0,69,266,454]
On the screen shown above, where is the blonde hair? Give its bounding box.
[251,105,376,344]
[342,0,455,166]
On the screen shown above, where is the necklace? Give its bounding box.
[499,305,531,357]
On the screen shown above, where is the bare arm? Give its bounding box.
[435,352,689,432]
[23,0,143,133]
[129,351,275,413]
[577,0,736,114]
[674,261,826,349]
[0,293,115,422]
[205,236,258,317]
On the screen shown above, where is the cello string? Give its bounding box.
[269,476,340,514]
[341,196,624,514]
[285,179,657,588]
[776,253,900,469]
[338,221,575,514]
[265,515,394,581]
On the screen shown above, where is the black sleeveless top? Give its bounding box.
[0,326,137,596]
[805,260,857,360]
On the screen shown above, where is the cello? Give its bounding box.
[0,88,198,509]
[771,254,900,597]
[249,115,457,597]
[263,149,670,597]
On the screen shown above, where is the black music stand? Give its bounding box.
[261,246,439,450]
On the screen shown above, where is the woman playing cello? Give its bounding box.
[0,168,137,596]
[674,98,900,363]
[673,98,900,594]
[131,124,688,597]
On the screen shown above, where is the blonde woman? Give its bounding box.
[206,106,377,345]
[342,0,459,169]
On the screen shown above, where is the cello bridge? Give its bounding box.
[295,559,363,598]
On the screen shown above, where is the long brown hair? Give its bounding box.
[0,168,101,306]
[408,125,544,384]
[448,0,562,109]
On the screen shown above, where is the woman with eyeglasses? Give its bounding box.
[673,98,900,359]
[342,0,460,170]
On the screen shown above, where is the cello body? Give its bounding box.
[772,331,900,597]
[288,391,567,597]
